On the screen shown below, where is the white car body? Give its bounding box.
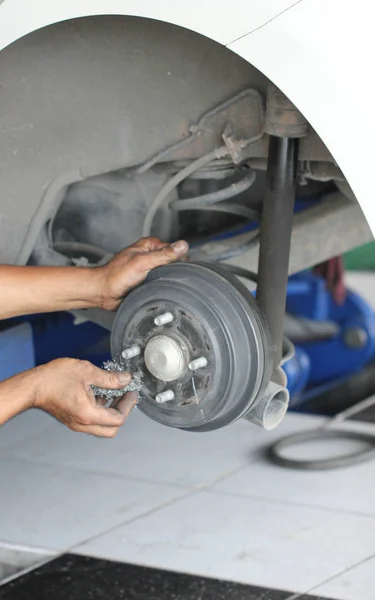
[0,0,374,236]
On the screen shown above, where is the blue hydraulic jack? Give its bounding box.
[284,268,375,407]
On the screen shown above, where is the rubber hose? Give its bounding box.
[210,232,260,262]
[267,429,375,470]
[169,170,256,211]
[267,394,375,470]
[174,202,260,221]
[53,241,109,261]
[142,146,230,237]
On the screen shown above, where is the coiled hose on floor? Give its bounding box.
[266,394,375,470]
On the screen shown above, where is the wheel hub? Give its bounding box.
[144,334,187,382]
[111,261,274,431]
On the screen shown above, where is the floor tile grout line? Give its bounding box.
[49,488,201,564]
[294,551,375,599]
[206,487,375,520]
[66,465,250,554]
[0,452,251,493]
[0,540,55,555]
[0,554,58,588]
[0,491,199,587]
[0,490,195,559]
[0,465,249,567]
[0,453,193,490]
[0,489,194,558]
[4,450,375,521]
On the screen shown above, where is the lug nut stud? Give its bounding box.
[154,312,174,326]
[189,357,208,371]
[155,390,175,403]
[121,345,141,359]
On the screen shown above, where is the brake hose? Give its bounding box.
[142,147,230,238]
[168,169,257,214]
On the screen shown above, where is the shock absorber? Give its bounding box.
[256,83,308,368]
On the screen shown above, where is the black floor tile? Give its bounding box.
[0,554,333,600]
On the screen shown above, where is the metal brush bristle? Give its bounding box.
[92,354,143,401]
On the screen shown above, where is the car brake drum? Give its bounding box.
[111,261,274,432]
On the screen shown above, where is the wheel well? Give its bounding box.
[0,14,268,263]
[0,13,354,265]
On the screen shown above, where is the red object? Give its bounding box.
[313,256,346,305]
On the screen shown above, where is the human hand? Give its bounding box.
[33,358,137,437]
[96,237,189,310]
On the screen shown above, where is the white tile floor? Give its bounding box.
[1,406,375,599]
[77,488,375,593]
[314,555,375,600]
[0,543,53,584]
[0,455,186,550]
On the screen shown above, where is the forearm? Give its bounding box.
[0,265,103,319]
[0,368,38,425]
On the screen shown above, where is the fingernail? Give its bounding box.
[117,372,131,385]
[172,240,189,255]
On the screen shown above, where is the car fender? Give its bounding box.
[0,0,374,235]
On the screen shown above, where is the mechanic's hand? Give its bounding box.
[33,358,137,437]
[97,237,189,310]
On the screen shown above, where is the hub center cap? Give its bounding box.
[144,334,186,382]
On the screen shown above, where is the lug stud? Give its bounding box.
[154,312,174,326]
[189,357,208,371]
[121,345,141,359]
[155,390,175,403]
